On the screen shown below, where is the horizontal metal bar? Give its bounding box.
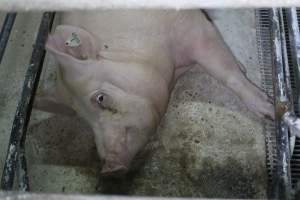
[0,13,16,64]
[290,167,300,171]
[0,192,267,200]
[290,158,300,162]
[0,12,55,191]
[291,174,300,179]
[1,0,300,11]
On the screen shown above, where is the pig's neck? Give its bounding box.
[101,49,174,114]
[98,45,176,87]
[99,50,156,66]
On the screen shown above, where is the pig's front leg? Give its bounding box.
[189,21,274,119]
[34,86,76,116]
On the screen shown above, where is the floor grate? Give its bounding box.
[255,9,277,191]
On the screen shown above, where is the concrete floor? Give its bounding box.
[0,10,268,198]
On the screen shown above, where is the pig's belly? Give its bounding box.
[60,10,193,86]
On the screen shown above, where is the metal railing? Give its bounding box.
[0,12,55,191]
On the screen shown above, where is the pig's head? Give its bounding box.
[46,25,166,176]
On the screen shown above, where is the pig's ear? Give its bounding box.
[46,25,101,61]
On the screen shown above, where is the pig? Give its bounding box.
[34,10,274,176]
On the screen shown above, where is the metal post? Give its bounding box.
[0,12,55,191]
[287,8,300,198]
[287,8,300,117]
[271,8,292,200]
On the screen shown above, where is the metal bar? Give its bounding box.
[271,8,292,200]
[279,9,295,156]
[0,192,268,200]
[0,12,55,191]
[287,8,300,199]
[287,8,300,119]
[287,6,300,199]
[16,147,29,191]
[1,0,300,11]
[0,13,16,64]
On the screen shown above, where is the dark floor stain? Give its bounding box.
[186,156,265,198]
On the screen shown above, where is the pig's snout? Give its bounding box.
[100,154,130,177]
[101,163,128,177]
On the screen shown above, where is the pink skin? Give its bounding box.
[35,10,274,176]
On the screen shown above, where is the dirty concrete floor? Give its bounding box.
[0,10,268,198]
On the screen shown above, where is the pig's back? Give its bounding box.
[61,10,178,58]
[60,10,207,85]
[61,10,176,38]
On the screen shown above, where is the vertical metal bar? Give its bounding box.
[271,8,292,200]
[0,12,55,191]
[280,9,295,156]
[16,146,29,191]
[0,13,16,64]
[287,8,300,197]
[287,8,300,117]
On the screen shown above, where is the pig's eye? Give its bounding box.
[95,93,108,108]
[91,92,116,112]
[96,94,104,104]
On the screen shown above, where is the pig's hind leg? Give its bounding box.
[187,16,274,119]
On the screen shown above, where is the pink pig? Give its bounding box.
[34,10,274,176]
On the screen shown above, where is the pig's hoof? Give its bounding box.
[255,100,274,120]
[101,165,128,177]
[243,89,274,120]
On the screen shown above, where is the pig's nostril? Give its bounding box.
[100,164,128,177]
